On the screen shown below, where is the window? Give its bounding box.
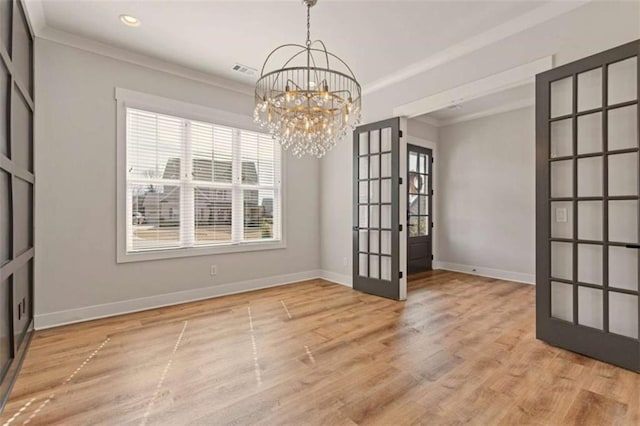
[118,94,283,262]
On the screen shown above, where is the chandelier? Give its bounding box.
[254,0,362,158]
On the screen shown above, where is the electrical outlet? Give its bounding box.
[210,265,218,276]
[343,257,349,267]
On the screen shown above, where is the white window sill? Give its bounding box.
[117,240,286,263]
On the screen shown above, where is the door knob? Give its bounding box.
[625,244,640,249]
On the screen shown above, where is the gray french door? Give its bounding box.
[353,118,400,300]
[536,40,640,371]
[407,145,433,274]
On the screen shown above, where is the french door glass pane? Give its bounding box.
[551,119,572,158]
[0,171,9,265]
[381,231,391,254]
[381,256,391,281]
[359,181,368,203]
[608,105,638,151]
[577,112,602,154]
[409,216,428,236]
[419,154,427,174]
[381,179,391,203]
[577,201,602,240]
[359,230,368,252]
[409,195,418,215]
[369,206,379,228]
[381,205,390,228]
[130,183,180,250]
[381,153,391,177]
[419,195,428,215]
[370,130,379,154]
[577,67,602,111]
[578,287,603,330]
[409,152,418,172]
[551,160,573,197]
[577,156,603,197]
[609,246,638,291]
[551,76,573,118]
[551,242,573,280]
[381,128,392,152]
[609,153,638,196]
[359,157,368,179]
[609,200,638,243]
[551,201,573,238]
[369,255,379,279]
[551,281,573,322]
[359,206,368,227]
[369,180,379,203]
[609,292,638,338]
[578,244,603,285]
[359,253,368,277]
[370,154,379,179]
[359,132,369,155]
[409,216,419,237]
[369,230,379,254]
[608,57,637,105]
[194,187,231,244]
[420,216,429,236]
[243,189,274,240]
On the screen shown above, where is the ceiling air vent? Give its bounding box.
[232,63,257,77]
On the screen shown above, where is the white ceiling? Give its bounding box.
[36,0,549,87]
[421,83,535,125]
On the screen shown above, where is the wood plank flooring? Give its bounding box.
[1,270,638,425]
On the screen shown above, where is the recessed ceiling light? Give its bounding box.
[120,14,141,27]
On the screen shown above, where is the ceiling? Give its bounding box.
[420,83,535,126]
[36,0,549,88]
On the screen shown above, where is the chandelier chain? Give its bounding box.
[306,4,311,47]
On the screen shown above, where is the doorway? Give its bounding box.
[407,144,433,274]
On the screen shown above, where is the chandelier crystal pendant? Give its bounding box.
[254,0,362,158]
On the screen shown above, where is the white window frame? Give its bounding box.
[115,88,286,263]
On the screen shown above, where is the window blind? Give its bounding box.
[125,107,281,253]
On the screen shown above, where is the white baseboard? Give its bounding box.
[434,261,535,285]
[35,270,323,330]
[37,264,533,330]
[319,270,352,287]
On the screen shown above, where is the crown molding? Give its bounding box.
[20,0,253,98]
[21,0,46,36]
[363,1,590,95]
[24,0,588,101]
[37,26,255,96]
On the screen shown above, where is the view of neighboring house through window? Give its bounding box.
[126,108,281,253]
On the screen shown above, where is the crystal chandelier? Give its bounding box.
[254,0,362,158]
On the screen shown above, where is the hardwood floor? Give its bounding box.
[1,270,638,425]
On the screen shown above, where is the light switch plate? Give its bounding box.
[555,207,568,223]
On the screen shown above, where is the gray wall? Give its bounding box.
[319,1,639,283]
[34,39,320,322]
[437,107,535,278]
